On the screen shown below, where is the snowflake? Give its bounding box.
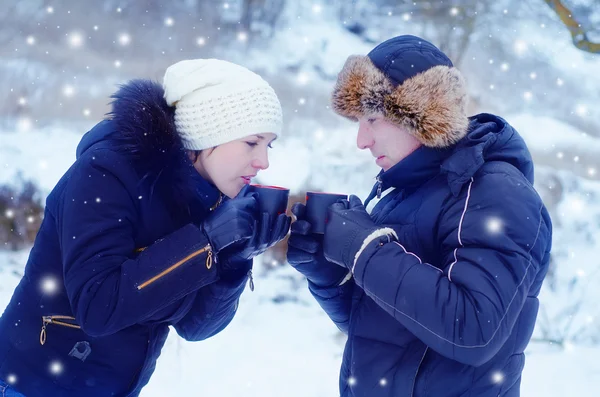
[41,276,59,295]
[118,33,131,46]
[50,360,63,375]
[379,378,388,386]
[348,376,357,386]
[485,217,503,235]
[513,40,528,55]
[68,31,84,48]
[491,371,504,384]
[6,374,17,384]
[297,72,309,85]
[63,85,75,97]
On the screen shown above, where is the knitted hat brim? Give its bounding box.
[331,55,469,148]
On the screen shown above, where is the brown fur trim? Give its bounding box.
[331,55,393,121]
[332,57,469,148]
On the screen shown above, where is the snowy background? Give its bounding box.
[1,0,600,395]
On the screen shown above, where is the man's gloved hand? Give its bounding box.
[287,202,350,288]
[201,186,257,253]
[323,195,397,270]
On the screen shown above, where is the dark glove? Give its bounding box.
[202,186,257,253]
[287,202,349,287]
[223,211,291,262]
[323,195,396,270]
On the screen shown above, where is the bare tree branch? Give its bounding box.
[544,0,600,53]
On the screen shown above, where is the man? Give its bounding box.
[287,35,552,396]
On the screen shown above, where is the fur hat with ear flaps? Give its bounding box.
[331,35,469,148]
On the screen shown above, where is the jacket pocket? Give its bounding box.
[40,315,81,345]
[136,243,213,290]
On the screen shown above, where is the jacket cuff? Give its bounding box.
[351,228,398,273]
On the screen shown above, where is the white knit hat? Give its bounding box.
[163,59,283,150]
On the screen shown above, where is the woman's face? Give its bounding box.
[191,133,277,198]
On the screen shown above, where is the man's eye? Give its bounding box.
[368,118,376,123]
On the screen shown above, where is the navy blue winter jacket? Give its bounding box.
[0,80,252,396]
[310,114,552,396]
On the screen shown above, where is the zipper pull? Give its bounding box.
[205,248,213,270]
[40,316,51,345]
[248,269,254,292]
[376,177,383,198]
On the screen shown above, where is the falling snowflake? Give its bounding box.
[68,31,84,48]
[379,378,388,386]
[6,374,17,384]
[118,33,131,46]
[63,85,75,97]
[41,276,59,295]
[50,360,63,375]
[486,217,503,235]
[491,371,504,384]
[513,40,528,55]
[348,376,357,386]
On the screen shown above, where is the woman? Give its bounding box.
[0,59,290,396]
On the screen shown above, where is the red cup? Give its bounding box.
[305,191,348,234]
[248,185,290,218]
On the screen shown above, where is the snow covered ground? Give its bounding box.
[1,250,599,396]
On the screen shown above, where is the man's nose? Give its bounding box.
[357,122,374,150]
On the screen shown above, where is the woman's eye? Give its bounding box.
[368,118,376,123]
[246,142,258,147]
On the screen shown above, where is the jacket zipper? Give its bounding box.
[136,244,213,290]
[40,315,81,345]
[376,176,383,198]
[410,347,428,397]
[248,269,254,291]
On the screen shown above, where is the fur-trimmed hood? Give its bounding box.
[76,79,220,214]
[331,36,469,148]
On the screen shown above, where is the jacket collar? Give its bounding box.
[365,145,452,206]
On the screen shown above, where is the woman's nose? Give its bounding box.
[251,150,269,170]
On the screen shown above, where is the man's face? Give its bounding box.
[356,115,422,171]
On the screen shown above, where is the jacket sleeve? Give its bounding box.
[57,148,219,337]
[307,278,354,334]
[351,172,552,366]
[172,261,250,341]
